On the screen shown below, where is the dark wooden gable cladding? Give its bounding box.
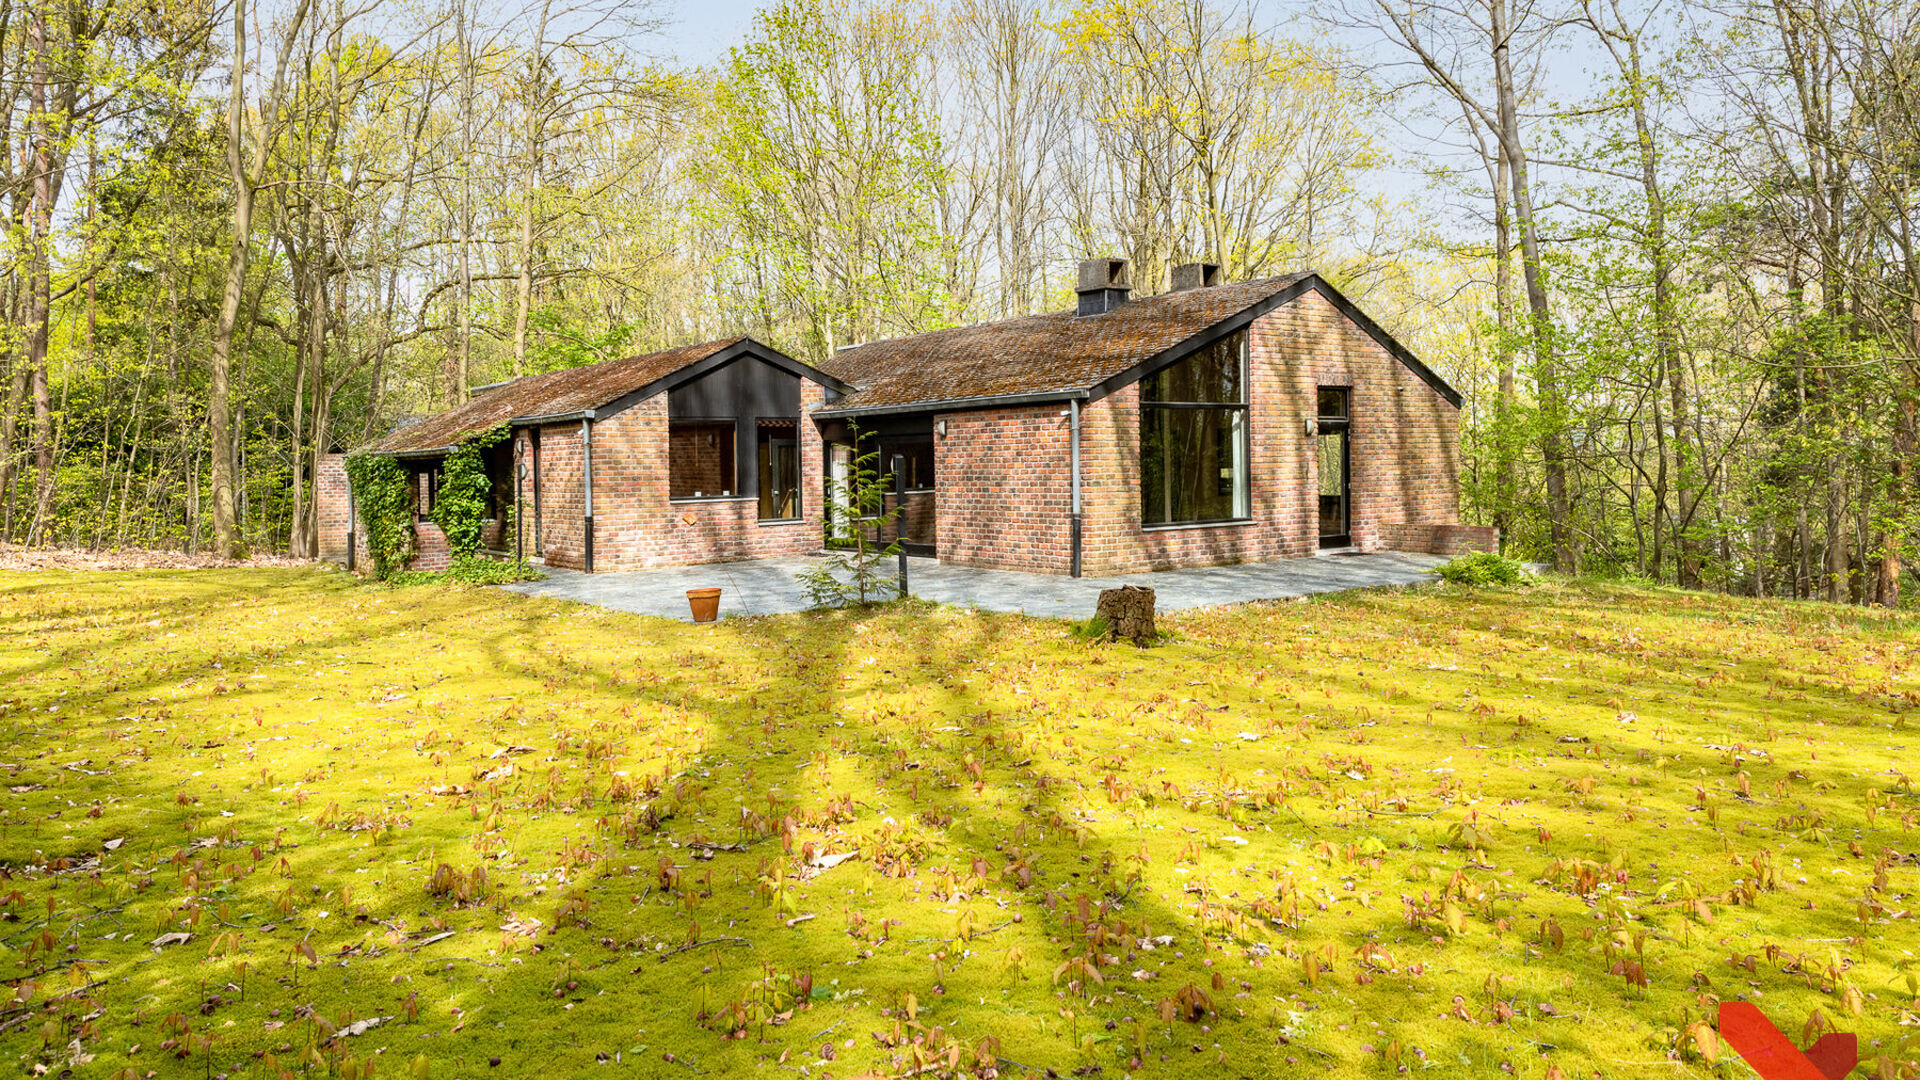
[668,354,801,421]
[664,355,803,502]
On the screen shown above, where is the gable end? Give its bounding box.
[1088,276,1461,409]
[584,339,855,425]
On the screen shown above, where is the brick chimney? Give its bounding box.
[1170,262,1223,291]
[1075,258,1132,316]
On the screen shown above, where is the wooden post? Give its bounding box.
[1095,585,1156,645]
[892,453,908,599]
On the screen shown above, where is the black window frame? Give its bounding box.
[1316,386,1352,547]
[667,418,741,501]
[482,440,515,521]
[756,418,802,522]
[879,439,936,492]
[414,464,440,522]
[1140,330,1251,528]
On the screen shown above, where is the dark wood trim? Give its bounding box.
[594,339,854,424]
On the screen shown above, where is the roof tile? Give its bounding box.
[818,274,1312,412]
[371,338,745,454]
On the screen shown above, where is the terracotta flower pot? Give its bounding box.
[686,587,722,623]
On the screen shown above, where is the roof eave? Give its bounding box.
[511,408,596,427]
[813,388,1091,420]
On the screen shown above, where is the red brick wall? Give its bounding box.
[933,406,1073,573]
[986,286,1463,576]
[536,423,587,570]
[411,520,451,571]
[521,382,830,571]
[1377,522,1499,557]
[317,454,352,563]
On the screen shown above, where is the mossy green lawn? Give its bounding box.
[3,568,1919,1078]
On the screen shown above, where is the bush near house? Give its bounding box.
[1434,550,1531,586]
[2,570,1917,1077]
[386,554,545,587]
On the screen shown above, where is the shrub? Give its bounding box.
[343,453,413,579]
[434,424,510,558]
[387,556,544,588]
[799,434,903,608]
[1434,551,1530,586]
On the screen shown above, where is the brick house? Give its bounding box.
[318,260,1493,576]
[319,338,852,572]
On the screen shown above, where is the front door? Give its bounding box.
[758,426,799,521]
[1317,388,1350,548]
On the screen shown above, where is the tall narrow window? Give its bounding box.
[1141,331,1249,526]
[415,466,439,521]
[758,420,799,520]
[1317,387,1350,547]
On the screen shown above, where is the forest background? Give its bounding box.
[0,0,1913,605]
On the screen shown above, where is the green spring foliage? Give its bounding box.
[800,435,903,608]
[434,424,511,559]
[387,554,545,587]
[1434,550,1532,586]
[342,452,413,578]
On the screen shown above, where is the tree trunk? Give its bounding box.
[1492,139,1517,546]
[1096,585,1157,645]
[458,1,475,402]
[210,0,311,558]
[1490,0,1570,572]
[512,0,555,382]
[25,0,60,544]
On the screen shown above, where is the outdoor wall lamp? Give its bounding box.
[936,420,948,438]
[1305,417,1319,437]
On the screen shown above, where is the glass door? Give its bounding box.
[757,422,799,521]
[826,443,853,541]
[1317,388,1350,548]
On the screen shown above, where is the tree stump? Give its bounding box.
[1096,585,1156,645]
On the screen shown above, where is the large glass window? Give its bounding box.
[669,421,737,499]
[1141,332,1249,525]
[880,440,935,490]
[757,420,799,520]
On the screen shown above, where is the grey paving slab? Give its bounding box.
[498,550,1446,622]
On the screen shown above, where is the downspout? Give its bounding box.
[346,477,356,573]
[1069,399,1083,578]
[582,415,595,573]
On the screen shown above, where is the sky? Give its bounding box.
[652,0,768,63]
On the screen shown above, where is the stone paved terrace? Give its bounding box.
[498,550,1447,621]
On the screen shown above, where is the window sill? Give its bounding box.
[1140,517,1253,532]
[670,495,754,504]
[757,517,804,527]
